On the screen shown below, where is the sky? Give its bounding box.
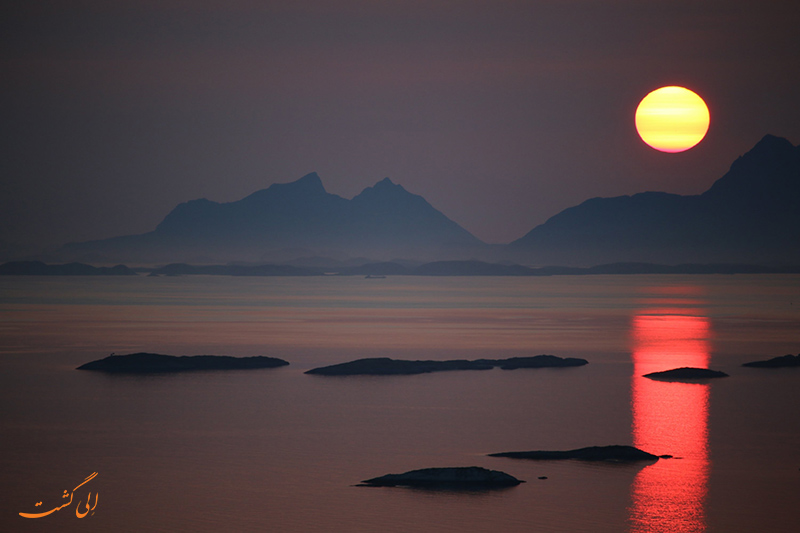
[2,0,800,253]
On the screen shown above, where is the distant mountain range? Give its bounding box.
[60,134,799,266]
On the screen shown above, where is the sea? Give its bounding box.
[1,274,799,532]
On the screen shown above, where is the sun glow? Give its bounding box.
[635,86,710,152]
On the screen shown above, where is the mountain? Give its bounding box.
[509,135,800,265]
[61,173,484,263]
[60,135,800,266]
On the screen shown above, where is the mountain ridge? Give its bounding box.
[509,134,800,265]
[62,173,484,263]
[59,134,799,266]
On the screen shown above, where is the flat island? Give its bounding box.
[360,467,524,488]
[643,367,729,381]
[743,354,800,368]
[306,355,587,375]
[0,260,136,276]
[77,352,289,373]
[489,445,660,462]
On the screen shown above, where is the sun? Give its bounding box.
[635,86,710,153]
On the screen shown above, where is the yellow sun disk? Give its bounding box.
[635,87,710,153]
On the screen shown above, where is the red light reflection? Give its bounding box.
[629,311,711,532]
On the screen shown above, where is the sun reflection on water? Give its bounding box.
[629,307,712,532]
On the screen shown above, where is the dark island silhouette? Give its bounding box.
[489,445,660,462]
[77,352,289,373]
[643,367,729,381]
[360,467,524,488]
[7,259,800,277]
[150,263,321,277]
[0,261,136,276]
[743,354,800,368]
[151,260,800,277]
[305,355,588,376]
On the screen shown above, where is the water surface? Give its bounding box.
[1,275,798,532]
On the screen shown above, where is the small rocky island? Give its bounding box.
[743,354,800,368]
[643,367,729,381]
[360,467,524,488]
[489,445,660,462]
[77,352,289,373]
[305,355,587,375]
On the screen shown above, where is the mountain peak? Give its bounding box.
[370,177,404,193]
[736,134,796,167]
[739,134,796,166]
[753,134,794,152]
[703,134,798,200]
[274,172,327,194]
[240,172,328,204]
[353,177,410,201]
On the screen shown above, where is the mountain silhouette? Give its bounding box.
[509,135,800,265]
[62,173,484,263]
[61,135,799,266]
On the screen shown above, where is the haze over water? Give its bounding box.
[2,274,799,532]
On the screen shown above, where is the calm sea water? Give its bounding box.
[1,274,799,532]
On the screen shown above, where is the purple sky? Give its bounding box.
[2,1,799,251]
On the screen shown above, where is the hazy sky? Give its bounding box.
[2,0,799,251]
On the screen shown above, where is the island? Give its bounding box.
[0,261,136,276]
[359,467,524,488]
[76,352,289,373]
[496,356,587,370]
[149,263,321,277]
[742,354,800,368]
[489,445,660,462]
[643,367,729,381]
[305,355,588,375]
